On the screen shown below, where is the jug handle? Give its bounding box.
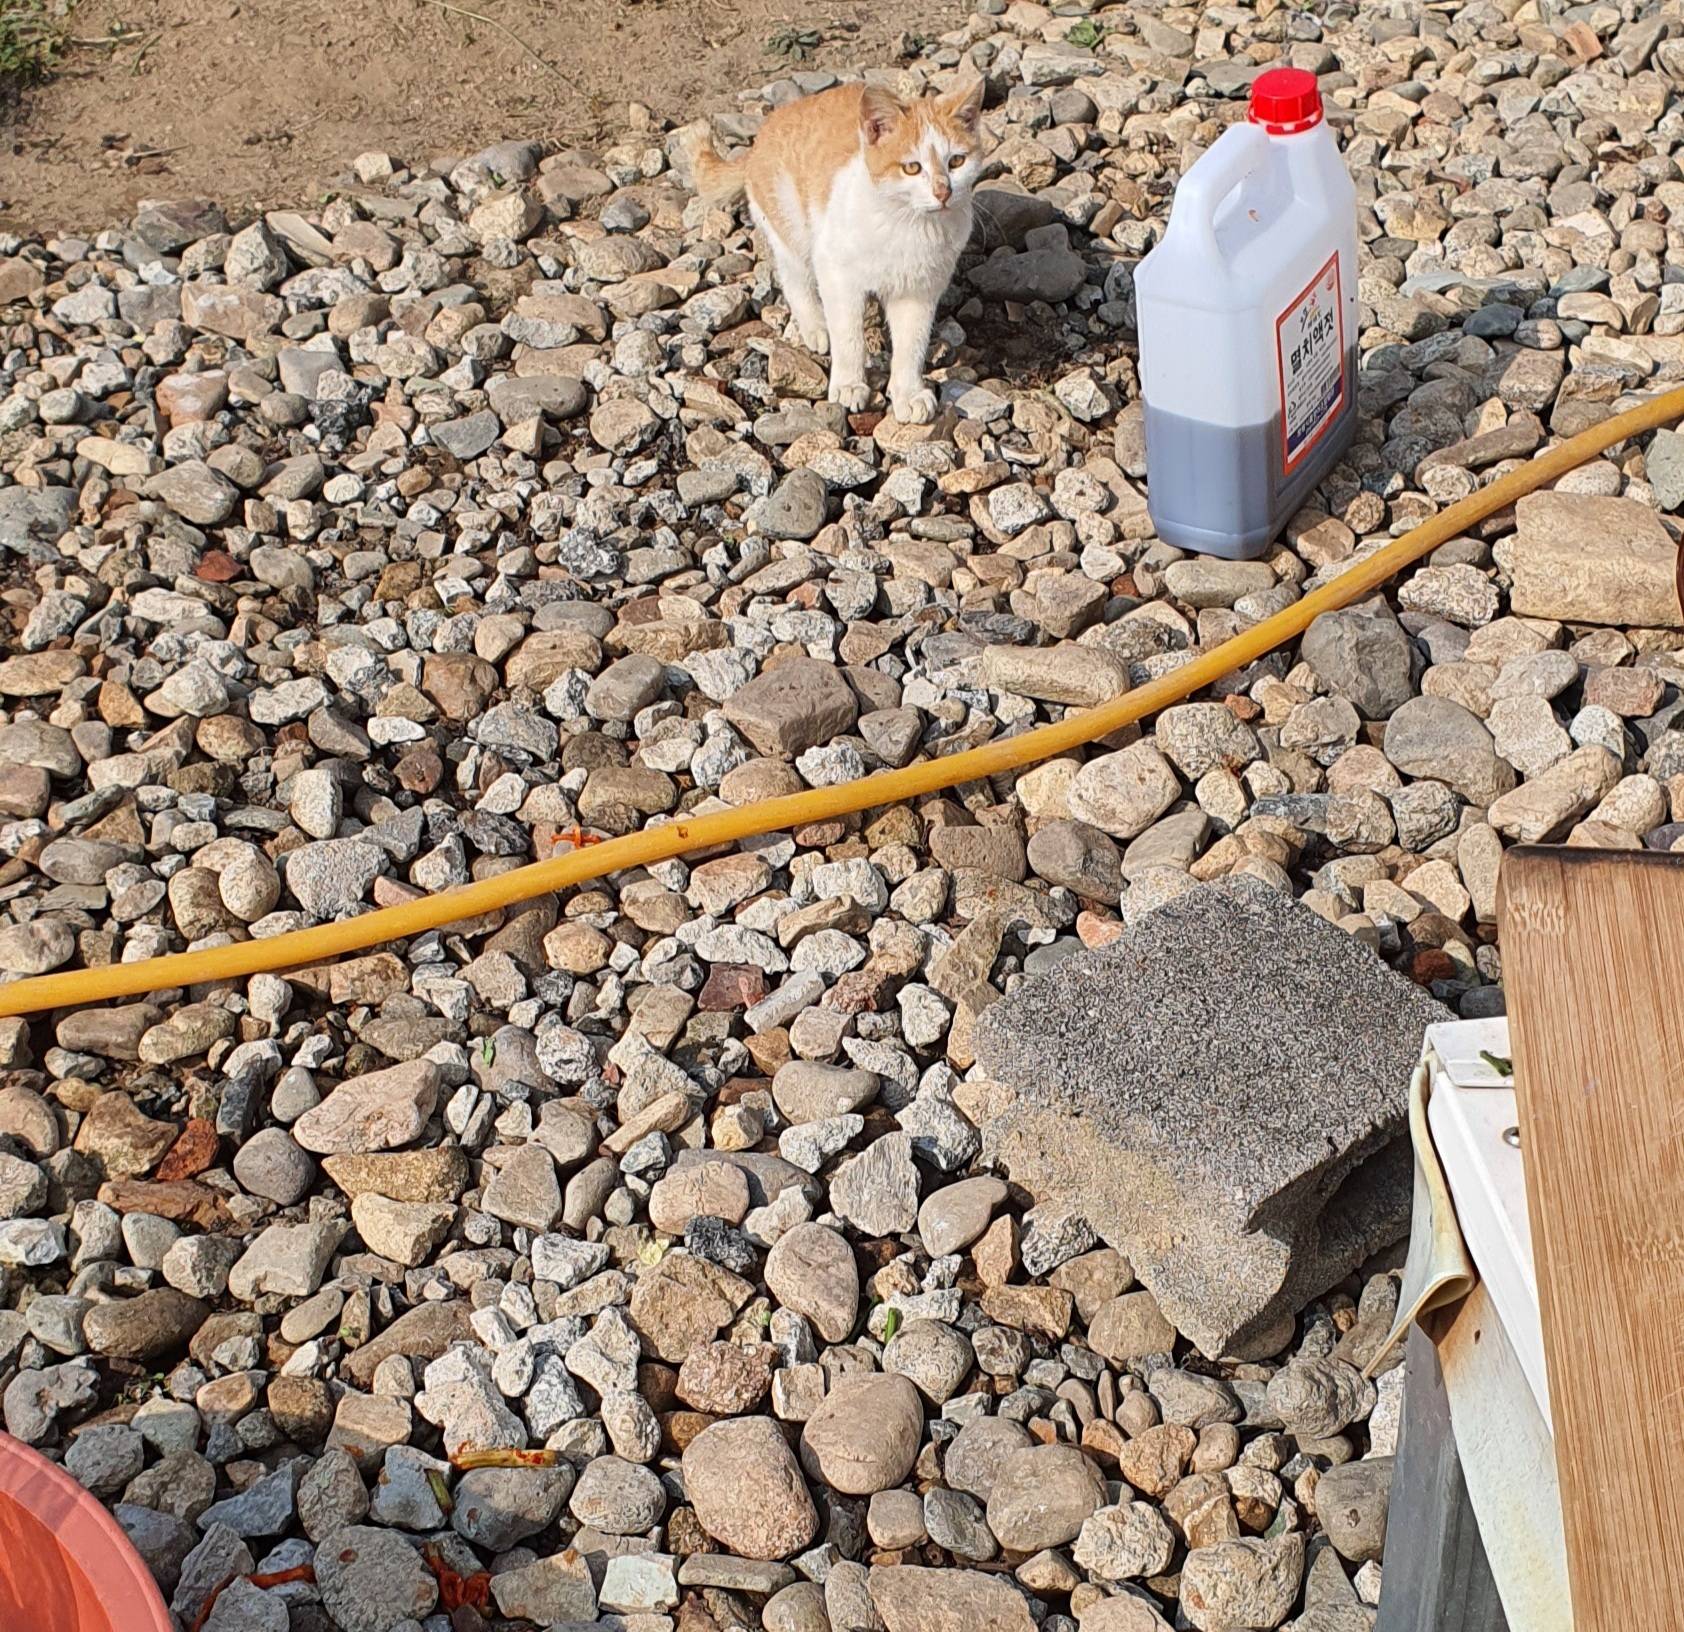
[1168,120,1269,263]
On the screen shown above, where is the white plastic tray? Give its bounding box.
[1424,1017,1551,1431]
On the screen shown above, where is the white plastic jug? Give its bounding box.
[1134,68,1359,560]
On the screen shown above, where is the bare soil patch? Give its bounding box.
[0,0,960,232]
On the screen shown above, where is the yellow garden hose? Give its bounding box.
[5,383,1684,1019]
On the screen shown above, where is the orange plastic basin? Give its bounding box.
[0,1430,174,1632]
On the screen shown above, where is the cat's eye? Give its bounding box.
[902,160,922,175]
[948,153,967,169]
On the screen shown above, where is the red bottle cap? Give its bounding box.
[1248,67,1324,136]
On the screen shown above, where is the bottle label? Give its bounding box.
[1276,251,1345,476]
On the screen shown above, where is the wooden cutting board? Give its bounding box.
[1498,845,1684,1629]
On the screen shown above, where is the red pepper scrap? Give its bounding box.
[423,1542,492,1612]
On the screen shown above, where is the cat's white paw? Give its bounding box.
[801,323,831,356]
[891,386,938,425]
[829,379,871,412]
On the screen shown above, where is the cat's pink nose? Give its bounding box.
[933,180,951,204]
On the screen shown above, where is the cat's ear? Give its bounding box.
[942,76,986,133]
[859,86,906,145]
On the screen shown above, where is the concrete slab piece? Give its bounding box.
[975,877,1447,1358]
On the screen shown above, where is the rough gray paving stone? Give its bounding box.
[975,878,1448,1357]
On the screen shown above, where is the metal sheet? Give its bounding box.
[1437,1287,1572,1632]
[1375,1323,1509,1632]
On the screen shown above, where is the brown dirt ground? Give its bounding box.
[0,0,963,233]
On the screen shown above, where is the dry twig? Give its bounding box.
[424,0,578,93]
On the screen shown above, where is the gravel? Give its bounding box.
[5,2,1681,1625]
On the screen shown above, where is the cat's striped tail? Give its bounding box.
[684,126,748,204]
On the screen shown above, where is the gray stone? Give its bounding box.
[299,1449,370,1541]
[0,486,76,550]
[683,1415,819,1560]
[1300,603,1418,720]
[228,1220,345,1301]
[414,1345,524,1458]
[486,372,589,423]
[1073,1502,1177,1581]
[312,1525,438,1632]
[202,1576,286,1632]
[491,1549,602,1623]
[1266,1358,1375,1439]
[198,1462,298,1537]
[1179,1534,1307,1630]
[1315,1457,1393,1564]
[1155,704,1262,780]
[115,1503,197,1596]
[1027,820,1124,901]
[1383,697,1515,806]
[232,1127,315,1205]
[172,1525,256,1627]
[945,1414,1033,1501]
[601,1552,680,1614]
[148,461,239,525]
[1648,428,1684,512]
[766,1580,831,1632]
[924,1486,997,1560]
[869,1564,1036,1632]
[452,1465,574,1550]
[969,239,1087,305]
[986,1443,1107,1552]
[883,1318,973,1404]
[65,1424,144,1495]
[569,1454,666,1534]
[3,1361,97,1443]
[1148,1370,1242,1429]
[431,408,500,459]
[284,838,387,919]
[830,1130,920,1237]
[587,654,667,722]
[976,879,1446,1357]
[724,656,859,757]
[800,1371,923,1494]
[748,469,829,540]
[0,1150,47,1218]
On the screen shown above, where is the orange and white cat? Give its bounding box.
[690,79,987,423]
